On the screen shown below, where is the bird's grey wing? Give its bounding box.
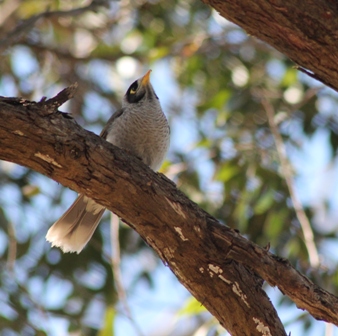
[46,108,125,253]
[100,108,124,139]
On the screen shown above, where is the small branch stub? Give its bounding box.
[38,83,78,114]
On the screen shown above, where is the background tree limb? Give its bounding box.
[204,0,338,92]
[0,0,109,51]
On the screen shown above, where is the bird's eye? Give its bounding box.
[129,81,138,95]
[126,80,145,103]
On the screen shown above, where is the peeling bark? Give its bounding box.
[0,89,337,335]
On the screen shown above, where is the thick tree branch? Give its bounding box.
[0,89,337,335]
[204,0,338,92]
[0,90,284,335]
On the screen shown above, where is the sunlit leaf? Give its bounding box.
[281,68,298,87]
[178,296,206,316]
[215,163,240,182]
[254,189,274,214]
[98,306,116,336]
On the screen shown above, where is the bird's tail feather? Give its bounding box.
[46,194,105,253]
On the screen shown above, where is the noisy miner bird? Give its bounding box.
[46,70,170,253]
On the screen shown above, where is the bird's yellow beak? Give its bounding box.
[140,70,152,86]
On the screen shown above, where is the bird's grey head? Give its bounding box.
[122,70,160,108]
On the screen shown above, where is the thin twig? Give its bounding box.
[294,65,338,93]
[262,98,320,268]
[110,213,145,336]
[325,322,333,336]
[38,83,78,113]
[6,221,17,272]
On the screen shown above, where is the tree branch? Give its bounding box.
[203,0,338,92]
[0,89,337,334]
[0,0,109,51]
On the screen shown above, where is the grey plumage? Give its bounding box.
[46,70,170,253]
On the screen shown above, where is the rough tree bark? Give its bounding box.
[0,88,338,335]
[204,0,338,92]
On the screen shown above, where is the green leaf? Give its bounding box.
[22,184,41,197]
[265,209,288,241]
[98,306,116,336]
[254,189,274,214]
[178,296,206,316]
[281,68,298,87]
[149,46,170,61]
[215,163,239,183]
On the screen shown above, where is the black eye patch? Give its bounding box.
[128,81,138,95]
[126,80,145,103]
